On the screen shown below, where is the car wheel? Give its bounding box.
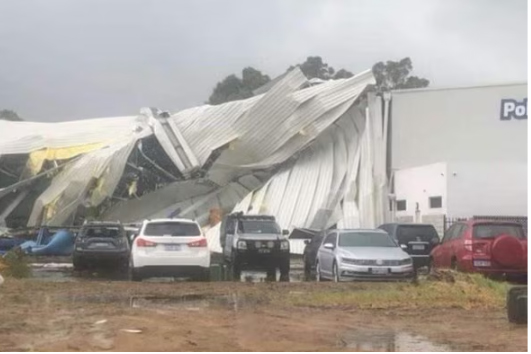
[316,261,322,282]
[279,258,290,282]
[229,259,241,282]
[451,258,460,272]
[194,269,210,282]
[128,260,142,282]
[73,257,85,272]
[332,262,340,283]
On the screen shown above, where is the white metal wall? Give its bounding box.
[446,161,527,218]
[394,162,448,220]
[391,83,527,170]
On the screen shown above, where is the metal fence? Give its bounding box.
[444,215,528,232]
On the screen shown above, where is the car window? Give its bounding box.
[452,224,465,240]
[81,225,122,238]
[143,222,201,236]
[338,232,397,247]
[323,232,337,246]
[397,225,438,242]
[473,223,526,239]
[226,219,235,234]
[441,225,455,243]
[238,220,280,234]
[311,232,325,245]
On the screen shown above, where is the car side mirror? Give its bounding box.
[323,243,334,250]
[304,239,310,245]
[282,229,289,236]
[400,244,407,250]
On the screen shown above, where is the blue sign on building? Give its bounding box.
[500,98,527,120]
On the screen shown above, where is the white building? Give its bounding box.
[389,82,527,233]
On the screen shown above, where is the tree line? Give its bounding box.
[208,56,429,105]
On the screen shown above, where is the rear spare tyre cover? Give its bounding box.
[491,235,524,268]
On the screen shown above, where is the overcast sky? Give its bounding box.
[0,0,527,122]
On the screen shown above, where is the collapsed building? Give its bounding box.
[0,68,390,252]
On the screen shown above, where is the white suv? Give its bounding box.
[130,218,210,281]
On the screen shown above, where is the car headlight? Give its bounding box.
[280,240,289,250]
[340,257,359,265]
[237,240,247,250]
[400,258,412,265]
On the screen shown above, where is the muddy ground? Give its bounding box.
[0,272,527,352]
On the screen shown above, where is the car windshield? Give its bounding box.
[473,223,526,239]
[239,220,280,234]
[397,225,438,242]
[338,232,398,247]
[82,226,121,238]
[144,222,201,237]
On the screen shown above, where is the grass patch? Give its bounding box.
[0,249,32,278]
[280,271,509,310]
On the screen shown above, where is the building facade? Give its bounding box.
[389,82,527,234]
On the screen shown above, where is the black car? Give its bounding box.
[301,229,326,280]
[377,223,439,270]
[73,221,130,272]
[220,212,290,282]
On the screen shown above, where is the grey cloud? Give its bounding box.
[0,0,526,122]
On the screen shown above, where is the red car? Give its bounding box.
[431,220,527,281]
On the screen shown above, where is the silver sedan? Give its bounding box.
[315,229,415,282]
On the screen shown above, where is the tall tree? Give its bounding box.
[0,109,23,121]
[372,57,429,91]
[288,56,354,80]
[208,67,270,105]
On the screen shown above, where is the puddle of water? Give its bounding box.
[342,329,451,352]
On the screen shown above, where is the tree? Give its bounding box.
[208,67,270,105]
[372,57,429,91]
[287,56,354,80]
[0,109,23,121]
[206,56,429,105]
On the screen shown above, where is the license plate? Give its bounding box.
[412,245,425,250]
[258,249,271,254]
[372,268,388,275]
[473,260,491,267]
[164,244,181,251]
[91,242,109,248]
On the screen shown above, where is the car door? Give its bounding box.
[448,223,466,265]
[224,219,237,260]
[319,232,337,277]
[432,224,455,268]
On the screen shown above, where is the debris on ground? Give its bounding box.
[1,249,31,278]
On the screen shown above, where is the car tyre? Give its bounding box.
[279,257,290,282]
[332,261,340,283]
[229,257,242,282]
[451,257,460,272]
[193,268,210,282]
[316,261,323,282]
[128,260,142,282]
[73,257,86,272]
[507,287,527,324]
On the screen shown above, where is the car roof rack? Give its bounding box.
[228,212,276,222]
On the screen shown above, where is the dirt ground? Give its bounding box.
[0,277,527,352]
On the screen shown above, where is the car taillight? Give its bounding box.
[188,238,208,248]
[136,238,157,247]
[473,241,489,255]
[464,239,473,252]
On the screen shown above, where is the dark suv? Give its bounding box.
[220,213,290,282]
[73,221,130,272]
[378,223,440,270]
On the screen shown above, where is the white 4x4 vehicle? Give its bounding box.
[130,218,210,281]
